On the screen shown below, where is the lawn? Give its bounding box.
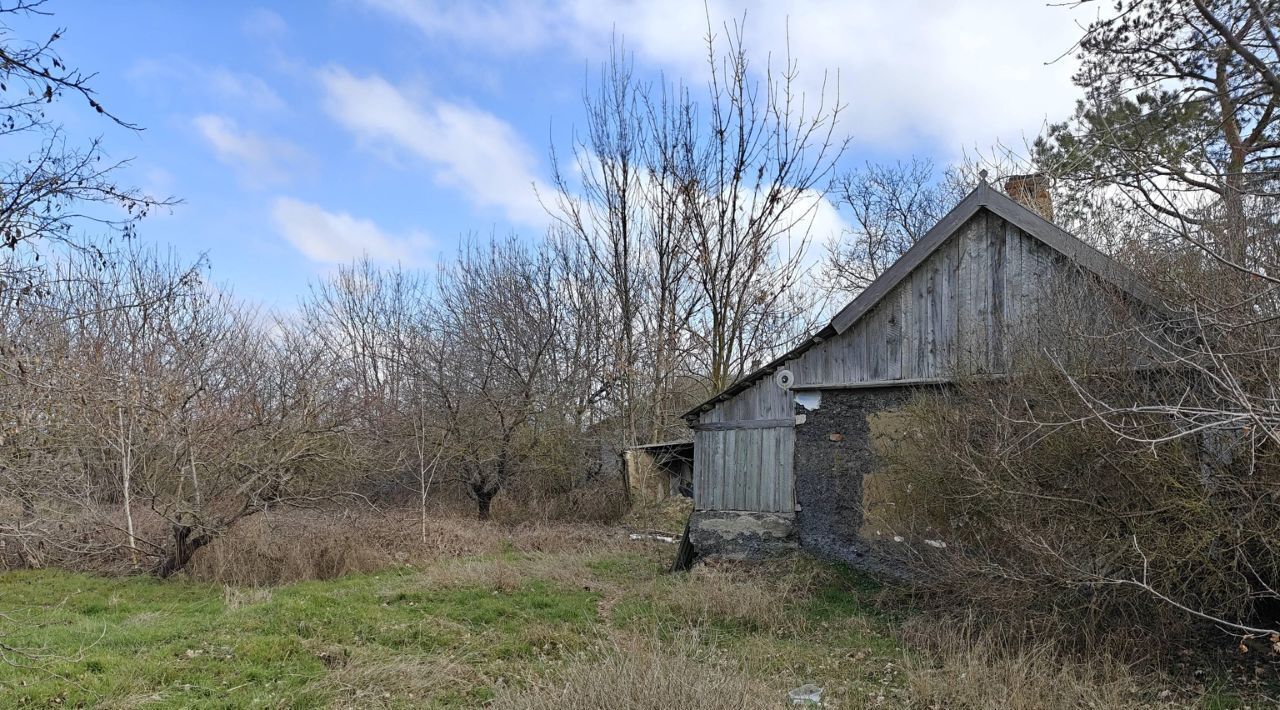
[0,542,905,708]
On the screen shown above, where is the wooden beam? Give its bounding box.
[790,377,951,391]
[689,418,795,431]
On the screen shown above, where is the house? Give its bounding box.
[680,176,1162,564]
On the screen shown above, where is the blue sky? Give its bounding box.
[17,1,1089,308]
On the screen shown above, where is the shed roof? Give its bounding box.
[682,180,1163,420]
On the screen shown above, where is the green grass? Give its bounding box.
[0,550,899,708]
[0,542,1252,709]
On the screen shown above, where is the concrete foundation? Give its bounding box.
[688,510,798,560]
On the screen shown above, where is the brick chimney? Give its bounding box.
[1003,174,1053,221]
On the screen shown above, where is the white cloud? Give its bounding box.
[319,67,547,225]
[243,7,288,40]
[271,197,430,264]
[130,60,286,114]
[206,69,287,112]
[193,114,308,186]
[360,0,556,52]
[363,0,1086,154]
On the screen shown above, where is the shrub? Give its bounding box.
[872,361,1280,646]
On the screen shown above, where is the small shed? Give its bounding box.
[623,440,693,503]
[681,178,1161,562]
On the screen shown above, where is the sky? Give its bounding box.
[14,1,1092,308]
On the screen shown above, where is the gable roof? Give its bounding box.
[682,180,1164,420]
[830,180,1162,333]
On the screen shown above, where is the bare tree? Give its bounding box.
[679,20,847,391]
[548,45,702,447]
[551,19,849,404]
[415,238,604,518]
[0,1,174,284]
[822,159,970,298]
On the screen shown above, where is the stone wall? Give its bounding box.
[792,386,915,565]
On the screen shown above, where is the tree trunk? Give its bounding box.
[476,488,495,520]
[156,522,211,578]
[119,408,138,563]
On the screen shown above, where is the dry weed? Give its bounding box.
[317,649,477,708]
[221,585,272,609]
[188,512,391,586]
[490,630,778,710]
[414,553,601,594]
[657,560,821,634]
[186,508,635,586]
[897,620,1175,709]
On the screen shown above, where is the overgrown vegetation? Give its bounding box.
[859,0,1280,664]
[0,517,1249,708]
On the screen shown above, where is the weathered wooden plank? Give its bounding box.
[760,426,776,512]
[726,429,738,509]
[831,184,991,333]
[956,214,983,371]
[828,181,1163,337]
[696,430,706,508]
[926,250,941,377]
[943,237,958,372]
[714,429,726,510]
[874,303,889,380]
[830,331,846,383]
[989,211,1006,372]
[850,322,865,382]
[899,277,915,379]
[738,427,751,510]
[896,280,911,380]
[706,429,717,509]
[753,428,766,512]
[1005,220,1025,367]
[702,429,715,509]
[696,429,706,509]
[915,265,929,377]
[749,428,762,511]
[790,376,951,390]
[779,429,794,512]
[886,290,903,380]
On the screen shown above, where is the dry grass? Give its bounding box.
[491,630,778,710]
[492,480,632,525]
[317,649,479,709]
[1,511,1242,708]
[647,559,825,634]
[186,507,633,586]
[221,584,272,609]
[895,618,1177,709]
[414,553,603,594]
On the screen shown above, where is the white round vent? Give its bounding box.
[774,369,795,389]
